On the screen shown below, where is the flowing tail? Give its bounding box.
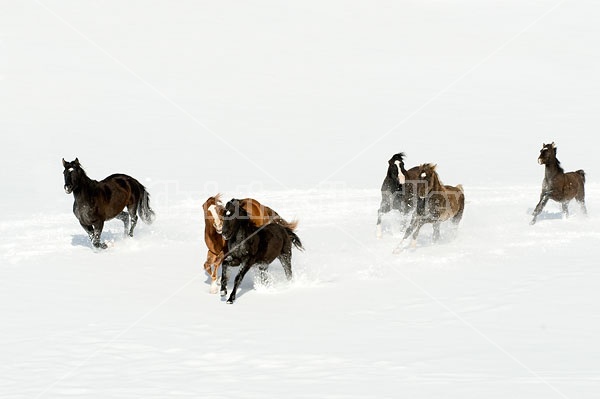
[576,170,586,184]
[138,187,156,224]
[276,218,299,231]
[285,227,304,251]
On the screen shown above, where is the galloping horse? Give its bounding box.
[220,199,303,304]
[62,158,155,249]
[531,142,586,225]
[394,164,464,253]
[376,153,422,238]
[201,195,298,293]
[202,195,226,294]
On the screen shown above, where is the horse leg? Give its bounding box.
[576,190,587,216]
[91,221,107,249]
[219,259,230,297]
[278,250,293,280]
[376,193,392,239]
[115,211,130,236]
[578,200,588,216]
[531,192,550,225]
[127,203,138,237]
[257,265,270,285]
[211,253,224,294]
[80,222,94,241]
[204,252,221,294]
[561,202,569,219]
[393,216,420,253]
[432,222,441,242]
[227,262,253,304]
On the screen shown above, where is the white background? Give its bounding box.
[1,1,599,398]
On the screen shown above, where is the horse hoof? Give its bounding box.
[226,299,234,304]
[529,220,536,226]
[220,290,227,297]
[209,284,218,294]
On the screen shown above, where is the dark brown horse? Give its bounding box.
[531,142,586,225]
[62,158,155,249]
[394,164,464,253]
[376,153,422,238]
[220,199,303,304]
[201,195,298,294]
[202,194,226,293]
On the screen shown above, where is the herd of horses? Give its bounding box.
[61,142,587,303]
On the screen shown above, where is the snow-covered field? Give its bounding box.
[2,1,600,398]
[2,186,600,398]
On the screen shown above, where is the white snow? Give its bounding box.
[2,1,600,398]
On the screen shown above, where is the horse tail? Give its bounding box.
[285,227,304,251]
[278,218,299,231]
[138,186,156,224]
[576,170,586,184]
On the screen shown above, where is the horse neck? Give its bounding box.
[73,171,95,197]
[544,156,564,180]
[204,223,224,251]
[429,171,444,194]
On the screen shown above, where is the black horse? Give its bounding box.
[531,142,586,225]
[220,199,303,304]
[62,158,155,249]
[376,153,421,238]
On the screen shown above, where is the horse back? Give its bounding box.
[97,174,143,216]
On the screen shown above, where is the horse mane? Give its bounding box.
[545,146,565,173]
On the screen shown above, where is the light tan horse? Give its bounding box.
[202,195,298,293]
[394,164,464,253]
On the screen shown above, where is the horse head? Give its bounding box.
[62,158,83,194]
[417,163,437,199]
[203,194,225,234]
[387,152,407,185]
[538,142,557,165]
[221,199,248,241]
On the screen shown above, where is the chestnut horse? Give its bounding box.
[394,164,464,253]
[202,195,227,294]
[201,195,298,293]
[531,142,586,225]
[376,153,422,238]
[62,158,155,249]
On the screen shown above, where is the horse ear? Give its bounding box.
[551,142,556,149]
[432,164,437,171]
[74,158,80,165]
[62,158,67,167]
